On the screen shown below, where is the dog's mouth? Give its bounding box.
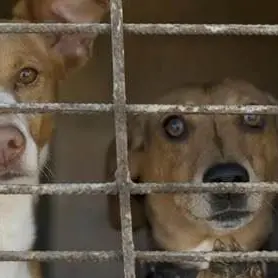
[207,210,253,230]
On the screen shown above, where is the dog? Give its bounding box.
[0,15,96,278]
[197,238,265,278]
[106,79,278,273]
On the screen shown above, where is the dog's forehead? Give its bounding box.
[147,80,272,125]
[0,34,51,70]
[211,79,271,105]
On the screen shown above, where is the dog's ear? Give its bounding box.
[106,116,148,231]
[13,0,109,73]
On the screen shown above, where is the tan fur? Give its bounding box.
[106,79,278,265]
[0,28,64,151]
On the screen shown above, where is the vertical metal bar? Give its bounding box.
[110,0,136,278]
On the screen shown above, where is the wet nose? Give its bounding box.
[203,163,249,210]
[203,163,249,183]
[0,126,25,168]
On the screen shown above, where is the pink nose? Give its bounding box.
[0,126,26,168]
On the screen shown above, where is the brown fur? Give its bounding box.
[106,79,278,265]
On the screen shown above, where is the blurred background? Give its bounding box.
[2,0,278,277]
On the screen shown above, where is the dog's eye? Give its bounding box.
[242,114,265,129]
[163,115,188,139]
[17,68,38,85]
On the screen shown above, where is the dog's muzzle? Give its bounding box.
[203,163,252,228]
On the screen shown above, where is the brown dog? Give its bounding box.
[0,16,95,278]
[106,79,278,270]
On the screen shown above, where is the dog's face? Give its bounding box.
[107,80,278,233]
[0,20,92,184]
[0,32,61,183]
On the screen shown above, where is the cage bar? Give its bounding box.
[0,103,278,114]
[110,0,136,277]
[2,23,278,36]
[2,182,278,194]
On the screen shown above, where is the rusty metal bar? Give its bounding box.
[2,23,278,36]
[0,251,121,262]
[0,103,278,115]
[136,251,278,263]
[0,250,278,263]
[2,182,278,194]
[110,0,136,277]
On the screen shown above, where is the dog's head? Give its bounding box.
[13,0,109,71]
[107,79,278,234]
[0,18,93,184]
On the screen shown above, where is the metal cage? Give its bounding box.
[2,0,278,278]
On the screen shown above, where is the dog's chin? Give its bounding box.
[206,211,254,232]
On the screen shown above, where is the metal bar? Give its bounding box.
[2,182,278,194]
[1,250,278,263]
[0,103,278,115]
[0,103,113,114]
[0,251,121,262]
[2,23,278,36]
[126,104,278,115]
[110,0,136,277]
[136,251,278,264]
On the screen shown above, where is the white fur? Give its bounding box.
[0,91,48,278]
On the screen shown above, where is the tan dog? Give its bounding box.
[0,16,94,278]
[106,79,278,270]
[197,238,265,278]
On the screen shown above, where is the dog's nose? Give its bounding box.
[203,163,249,210]
[203,163,249,183]
[0,126,25,168]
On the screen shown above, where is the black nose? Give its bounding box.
[203,163,249,211]
[203,163,249,183]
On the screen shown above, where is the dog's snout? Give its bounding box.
[0,126,25,167]
[203,163,249,183]
[203,163,249,211]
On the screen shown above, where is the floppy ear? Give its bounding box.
[13,0,109,73]
[106,116,148,231]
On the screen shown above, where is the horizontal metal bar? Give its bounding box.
[126,104,278,115]
[0,103,113,114]
[136,251,278,263]
[0,103,278,115]
[1,23,278,36]
[1,182,278,194]
[129,182,278,194]
[1,250,278,263]
[0,251,121,262]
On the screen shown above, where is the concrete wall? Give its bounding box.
[2,1,278,277]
